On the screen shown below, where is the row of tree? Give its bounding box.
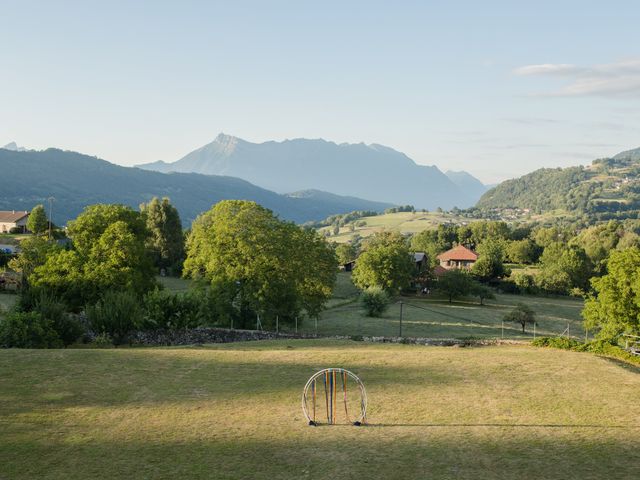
[2,199,338,346]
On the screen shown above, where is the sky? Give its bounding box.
[2,0,640,184]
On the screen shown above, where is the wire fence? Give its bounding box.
[268,297,586,341]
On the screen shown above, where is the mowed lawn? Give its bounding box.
[1,340,638,479]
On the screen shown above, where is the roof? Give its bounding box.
[433,265,449,276]
[0,211,29,223]
[414,252,426,262]
[437,245,478,262]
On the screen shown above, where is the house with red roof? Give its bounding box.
[436,245,478,272]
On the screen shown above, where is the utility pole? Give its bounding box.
[47,196,55,241]
[399,302,403,337]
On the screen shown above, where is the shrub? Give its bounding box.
[92,332,113,348]
[86,290,144,345]
[0,311,62,348]
[30,291,84,346]
[361,286,389,317]
[143,288,200,330]
[513,272,536,294]
[532,336,640,365]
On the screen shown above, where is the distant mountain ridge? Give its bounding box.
[476,146,640,220]
[0,148,393,225]
[137,134,487,209]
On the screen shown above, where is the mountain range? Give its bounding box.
[137,134,488,209]
[0,148,392,225]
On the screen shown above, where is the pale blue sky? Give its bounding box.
[2,1,640,183]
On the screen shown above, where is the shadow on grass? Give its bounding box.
[366,423,639,429]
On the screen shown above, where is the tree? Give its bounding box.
[27,204,48,235]
[583,247,640,340]
[352,231,414,293]
[8,236,60,284]
[472,239,507,281]
[360,286,390,317]
[471,281,495,305]
[437,269,472,303]
[29,204,156,308]
[506,239,540,264]
[183,200,337,328]
[536,242,591,294]
[335,243,356,265]
[504,303,536,333]
[140,197,185,273]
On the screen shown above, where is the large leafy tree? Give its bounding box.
[27,204,48,235]
[437,269,473,303]
[183,200,337,327]
[536,242,591,293]
[140,197,185,272]
[29,204,155,308]
[583,247,640,340]
[472,239,507,281]
[352,231,414,293]
[335,243,357,265]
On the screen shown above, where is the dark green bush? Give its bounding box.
[532,336,640,365]
[86,290,144,345]
[30,292,84,346]
[360,286,390,317]
[143,288,200,330]
[0,311,62,348]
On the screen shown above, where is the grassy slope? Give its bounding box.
[0,340,638,480]
[321,211,476,243]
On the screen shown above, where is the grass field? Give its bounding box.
[0,340,638,479]
[303,273,585,340]
[157,273,585,340]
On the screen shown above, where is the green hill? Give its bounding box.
[476,147,640,221]
[0,148,391,226]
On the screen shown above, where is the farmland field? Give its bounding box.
[0,340,638,480]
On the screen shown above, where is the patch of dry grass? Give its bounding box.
[1,340,638,479]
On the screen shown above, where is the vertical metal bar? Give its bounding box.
[295,316,298,333]
[276,315,279,334]
[501,320,504,339]
[399,302,403,337]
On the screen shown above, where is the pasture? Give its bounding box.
[0,340,638,479]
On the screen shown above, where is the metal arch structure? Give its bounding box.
[302,368,367,426]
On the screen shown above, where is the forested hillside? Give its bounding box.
[0,148,391,225]
[476,147,640,221]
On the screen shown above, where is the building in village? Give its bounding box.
[0,211,29,233]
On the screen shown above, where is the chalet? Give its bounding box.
[414,252,427,271]
[436,245,478,271]
[0,211,29,233]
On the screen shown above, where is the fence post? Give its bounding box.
[315,316,318,336]
[501,320,504,339]
[399,302,403,337]
[295,316,298,334]
[533,321,536,340]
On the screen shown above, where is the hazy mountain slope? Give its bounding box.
[0,149,392,225]
[476,147,640,219]
[137,134,485,209]
[445,170,488,201]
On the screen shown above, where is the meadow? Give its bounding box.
[0,340,638,480]
[302,273,585,340]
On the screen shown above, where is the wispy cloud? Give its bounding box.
[514,59,640,97]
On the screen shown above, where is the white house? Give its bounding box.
[0,211,29,233]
